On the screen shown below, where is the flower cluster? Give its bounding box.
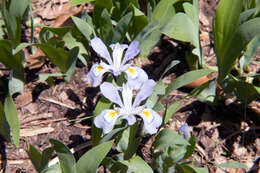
[87,37,162,134]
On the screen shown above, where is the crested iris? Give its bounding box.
[86,37,148,89]
[94,81,162,134]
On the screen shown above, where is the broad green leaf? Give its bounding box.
[9,70,24,95]
[37,44,74,73]
[216,161,247,169]
[41,147,55,171]
[50,139,76,173]
[129,5,148,38]
[71,16,93,41]
[9,0,30,18]
[0,40,24,74]
[41,164,61,173]
[63,32,88,66]
[163,69,214,98]
[120,156,153,173]
[76,140,114,173]
[186,165,209,173]
[161,13,197,46]
[13,42,32,54]
[28,144,42,172]
[107,12,133,43]
[39,73,64,82]
[239,8,255,24]
[70,0,95,6]
[190,79,217,103]
[4,95,20,147]
[92,97,112,146]
[146,80,165,108]
[220,18,260,80]
[154,129,189,150]
[213,0,242,81]
[164,99,184,124]
[152,0,178,22]
[241,35,260,71]
[0,101,11,142]
[116,123,139,160]
[93,0,113,28]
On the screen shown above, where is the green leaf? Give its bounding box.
[76,140,114,173]
[216,161,247,169]
[41,147,55,170]
[9,0,30,18]
[70,0,95,6]
[28,144,42,172]
[190,79,217,103]
[107,12,133,43]
[92,97,112,146]
[160,60,180,79]
[120,156,153,173]
[184,135,196,159]
[163,69,214,98]
[41,164,61,173]
[164,99,184,124]
[0,40,24,74]
[161,13,197,46]
[0,101,11,142]
[50,139,77,173]
[4,95,20,147]
[63,32,88,66]
[241,35,260,71]
[39,73,64,82]
[154,129,189,150]
[37,44,77,73]
[93,0,113,29]
[71,16,93,41]
[187,165,209,173]
[213,0,242,81]
[99,126,127,144]
[8,70,24,95]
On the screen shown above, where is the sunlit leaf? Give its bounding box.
[28,144,42,172]
[164,99,184,124]
[154,129,189,150]
[4,95,20,147]
[70,0,95,6]
[216,161,247,169]
[120,156,153,173]
[50,139,76,173]
[76,140,114,173]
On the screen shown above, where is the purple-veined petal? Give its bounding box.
[86,64,107,87]
[178,123,190,139]
[122,40,140,65]
[100,82,123,107]
[125,66,148,90]
[91,37,113,65]
[122,114,136,125]
[133,79,156,107]
[138,109,162,134]
[94,109,120,134]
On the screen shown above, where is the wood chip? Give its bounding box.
[15,92,33,108]
[39,96,76,109]
[20,127,54,137]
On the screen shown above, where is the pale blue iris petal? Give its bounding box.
[139,109,162,134]
[122,114,136,125]
[94,109,119,134]
[91,37,113,65]
[126,67,148,90]
[133,79,156,107]
[100,82,124,107]
[178,123,190,139]
[86,64,106,87]
[122,40,140,65]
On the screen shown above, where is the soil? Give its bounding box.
[1,0,260,173]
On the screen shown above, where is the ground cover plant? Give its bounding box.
[0,0,259,172]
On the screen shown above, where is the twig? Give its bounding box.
[39,96,76,109]
[20,127,54,137]
[21,113,53,125]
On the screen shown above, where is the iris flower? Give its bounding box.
[94,81,162,134]
[86,37,148,89]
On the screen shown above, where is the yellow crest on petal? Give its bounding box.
[141,109,151,118]
[127,67,138,78]
[94,66,104,76]
[108,110,118,119]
